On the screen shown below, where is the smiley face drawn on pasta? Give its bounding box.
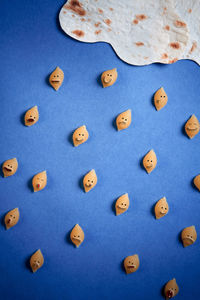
[116,109,132,131]
[2,158,18,178]
[181,225,197,247]
[124,255,140,274]
[70,224,85,248]
[32,171,47,192]
[101,68,118,88]
[115,193,130,216]
[143,150,157,174]
[154,87,168,111]
[4,208,20,230]
[83,169,97,193]
[72,125,89,147]
[154,197,169,219]
[30,249,44,273]
[194,174,200,191]
[49,67,64,91]
[24,106,39,127]
[185,114,200,139]
[164,278,179,299]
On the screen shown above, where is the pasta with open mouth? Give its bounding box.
[2,158,18,177]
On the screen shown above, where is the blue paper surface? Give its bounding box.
[0,1,200,299]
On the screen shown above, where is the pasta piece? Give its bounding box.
[154,87,168,111]
[2,158,18,177]
[194,174,200,191]
[116,109,132,131]
[4,208,20,230]
[101,68,118,88]
[164,278,179,299]
[83,169,97,192]
[30,249,44,273]
[124,254,140,274]
[115,193,130,216]
[32,171,47,192]
[72,125,89,147]
[143,149,157,174]
[49,67,64,90]
[24,106,39,126]
[70,224,85,248]
[154,197,169,219]
[181,225,197,247]
[185,114,200,139]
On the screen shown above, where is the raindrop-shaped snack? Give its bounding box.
[4,208,20,230]
[2,158,18,178]
[164,278,179,299]
[181,225,197,247]
[24,106,39,127]
[194,174,200,191]
[143,149,157,174]
[124,254,140,274]
[70,224,85,248]
[185,114,200,139]
[101,68,118,88]
[83,169,97,193]
[30,249,44,273]
[115,193,130,216]
[49,67,64,91]
[72,125,89,147]
[32,171,47,192]
[154,197,169,219]
[116,109,132,131]
[154,87,168,111]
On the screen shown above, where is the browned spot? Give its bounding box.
[136,14,147,21]
[72,30,85,37]
[63,11,66,14]
[133,19,138,24]
[170,42,180,49]
[188,8,192,13]
[104,19,111,26]
[164,25,170,31]
[72,14,75,17]
[109,8,113,11]
[88,18,91,22]
[95,22,101,27]
[189,41,197,53]
[107,28,112,32]
[98,8,103,14]
[161,53,168,59]
[64,0,86,16]
[95,30,102,35]
[135,42,144,46]
[81,18,85,21]
[169,58,178,64]
[164,7,167,11]
[144,57,149,59]
[175,20,186,28]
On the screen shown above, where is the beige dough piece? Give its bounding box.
[4,208,20,230]
[124,254,140,274]
[2,158,18,178]
[164,278,179,299]
[72,125,89,147]
[101,68,118,88]
[32,171,47,192]
[83,169,97,193]
[185,114,200,139]
[24,106,39,126]
[154,87,168,111]
[154,197,169,219]
[181,225,197,247]
[30,249,44,273]
[70,224,85,248]
[116,109,132,131]
[143,150,157,174]
[194,174,200,191]
[115,193,130,216]
[49,67,64,91]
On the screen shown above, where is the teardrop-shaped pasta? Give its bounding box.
[181,225,197,247]
[185,114,200,139]
[49,67,64,90]
[154,197,169,219]
[83,169,97,192]
[194,174,200,191]
[116,109,132,131]
[4,208,20,230]
[72,125,89,147]
[30,249,44,273]
[32,171,47,192]
[115,194,130,216]
[164,278,179,299]
[2,158,18,178]
[154,87,168,111]
[24,106,39,126]
[143,150,157,174]
[124,254,140,274]
[70,224,85,248]
[101,68,118,88]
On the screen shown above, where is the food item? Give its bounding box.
[185,114,200,139]
[72,125,89,147]
[194,174,200,191]
[181,225,197,247]
[154,197,169,219]
[70,224,85,247]
[116,109,131,131]
[4,208,20,230]
[30,249,44,273]
[143,150,157,174]
[124,254,140,274]
[32,171,47,192]
[154,87,168,111]
[24,106,39,126]
[2,158,18,177]
[83,169,97,192]
[164,278,179,299]
[101,68,118,88]
[49,67,64,90]
[115,193,130,216]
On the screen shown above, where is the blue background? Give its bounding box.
[0,1,200,299]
